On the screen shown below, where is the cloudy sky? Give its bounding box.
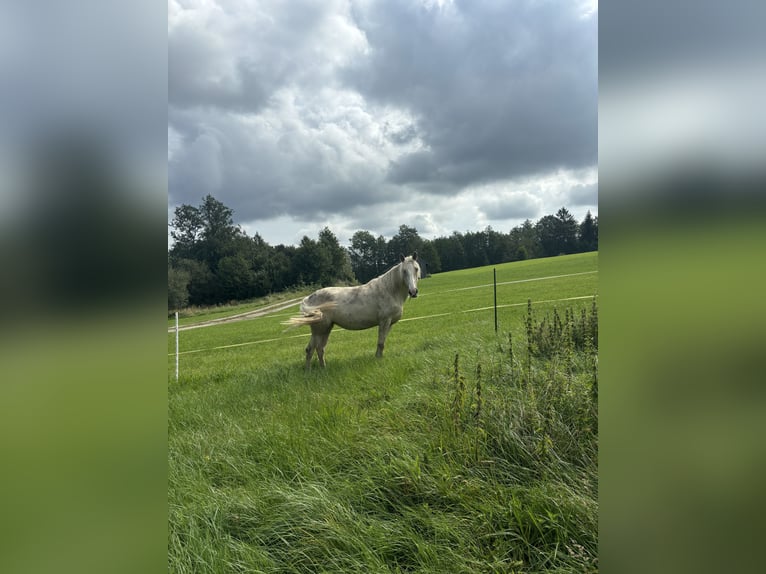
[168,0,598,246]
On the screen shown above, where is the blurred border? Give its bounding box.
[0,2,167,573]
[600,2,766,573]
[1,2,765,573]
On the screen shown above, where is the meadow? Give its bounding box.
[168,252,598,573]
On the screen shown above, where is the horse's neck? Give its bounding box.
[372,263,407,301]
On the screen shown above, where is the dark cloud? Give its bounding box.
[168,0,597,242]
[478,192,541,221]
[168,21,269,112]
[345,0,597,189]
[387,150,438,185]
[568,182,598,206]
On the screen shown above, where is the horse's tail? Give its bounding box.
[282,300,338,328]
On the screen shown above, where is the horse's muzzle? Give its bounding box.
[409,289,418,298]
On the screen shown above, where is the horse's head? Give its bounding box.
[399,252,421,298]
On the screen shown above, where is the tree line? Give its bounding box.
[168,195,597,310]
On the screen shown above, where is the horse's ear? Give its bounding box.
[400,253,405,262]
[412,251,418,261]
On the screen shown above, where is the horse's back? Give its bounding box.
[306,284,392,330]
[304,287,340,306]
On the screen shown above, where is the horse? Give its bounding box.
[283,253,421,369]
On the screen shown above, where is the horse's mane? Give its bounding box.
[368,259,405,287]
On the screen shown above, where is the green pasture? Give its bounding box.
[169,252,598,573]
[168,253,597,364]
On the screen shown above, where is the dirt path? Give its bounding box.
[168,297,303,332]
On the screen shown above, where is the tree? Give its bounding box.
[375,235,389,272]
[168,264,190,311]
[176,258,216,306]
[318,227,354,286]
[199,194,236,241]
[169,204,203,262]
[418,240,441,275]
[217,254,256,301]
[536,208,580,257]
[292,236,325,286]
[462,230,489,268]
[349,230,381,283]
[197,194,242,267]
[432,232,466,272]
[270,245,297,291]
[169,195,244,269]
[509,219,541,260]
[387,225,423,262]
[485,225,512,264]
[579,210,598,252]
[555,207,579,254]
[536,215,560,257]
[169,195,254,303]
[247,232,275,295]
[167,193,594,307]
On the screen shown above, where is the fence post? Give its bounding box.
[175,311,179,382]
[493,268,498,333]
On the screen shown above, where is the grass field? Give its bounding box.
[168,252,598,573]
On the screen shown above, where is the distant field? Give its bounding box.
[168,253,598,361]
[168,252,598,573]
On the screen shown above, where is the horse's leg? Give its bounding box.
[376,320,392,358]
[316,324,333,368]
[305,330,320,369]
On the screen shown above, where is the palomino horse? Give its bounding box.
[284,253,421,368]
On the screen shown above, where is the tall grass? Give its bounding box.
[168,254,598,573]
